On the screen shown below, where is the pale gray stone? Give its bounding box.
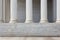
[0,23,60,37]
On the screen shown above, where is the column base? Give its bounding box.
[9,20,17,23]
[25,20,33,23]
[40,20,48,23]
[0,20,3,23]
[56,20,60,23]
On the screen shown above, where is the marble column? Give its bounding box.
[40,0,48,23]
[9,0,17,23]
[0,0,3,23]
[53,0,56,22]
[56,0,60,23]
[25,0,33,23]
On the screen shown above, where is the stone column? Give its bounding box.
[40,0,48,23]
[53,0,56,22]
[0,0,3,23]
[9,0,17,23]
[25,0,33,23]
[56,0,60,23]
[3,0,5,23]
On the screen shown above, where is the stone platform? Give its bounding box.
[0,23,60,37]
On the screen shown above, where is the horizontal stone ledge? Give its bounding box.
[0,23,60,37]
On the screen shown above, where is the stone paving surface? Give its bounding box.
[0,37,60,40]
[0,23,60,37]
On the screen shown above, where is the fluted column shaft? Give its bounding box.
[56,0,60,23]
[40,0,48,23]
[0,0,3,23]
[10,0,17,23]
[25,0,33,23]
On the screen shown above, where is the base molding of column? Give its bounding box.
[56,20,60,23]
[9,20,17,23]
[25,20,33,23]
[0,20,3,23]
[40,20,48,23]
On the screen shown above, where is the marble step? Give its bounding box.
[0,23,60,37]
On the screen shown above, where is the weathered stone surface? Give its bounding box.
[0,23,60,37]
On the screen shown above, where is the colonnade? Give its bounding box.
[0,0,59,23]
